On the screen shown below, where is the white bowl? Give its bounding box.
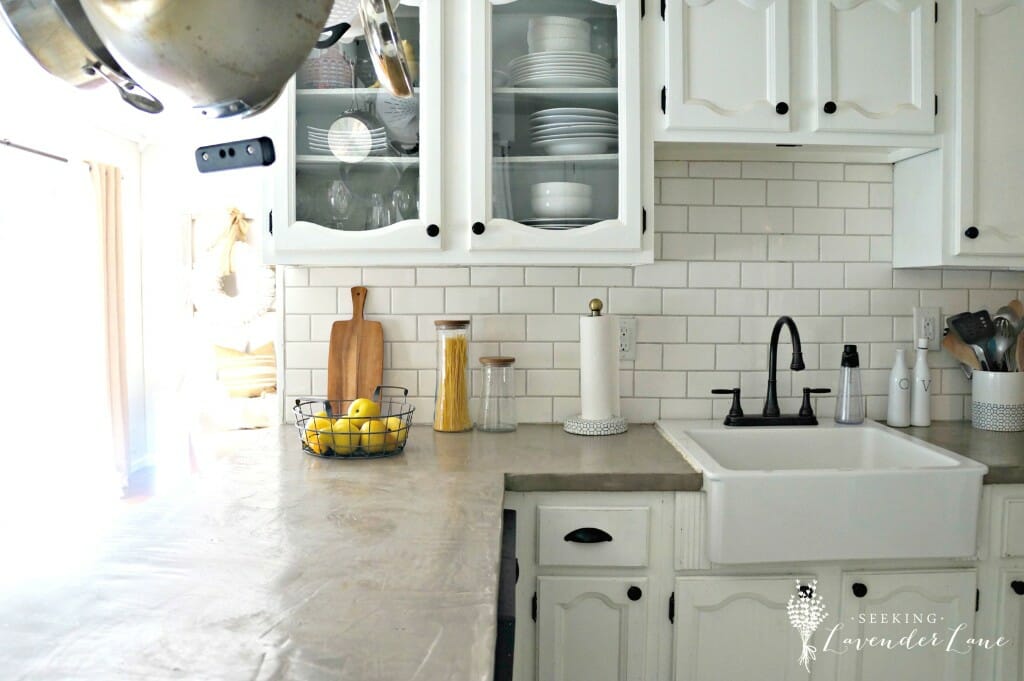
[531,195,593,218]
[534,138,614,155]
[531,182,592,198]
[530,15,590,30]
[530,36,591,54]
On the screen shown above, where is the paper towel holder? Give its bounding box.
[564,297,628,437]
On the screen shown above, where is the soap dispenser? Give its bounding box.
[835,344,865,424]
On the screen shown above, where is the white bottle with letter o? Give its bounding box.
[887,348,911,427]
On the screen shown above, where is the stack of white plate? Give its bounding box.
[307,118,389,162]
[530,107,618,155]
[509,51,612,88]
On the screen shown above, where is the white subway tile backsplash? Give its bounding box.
[742,207,793,234]
[662,234,715,261]
[767,180,817,207]
[281,159,1006,423]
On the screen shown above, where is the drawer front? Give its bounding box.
[537,505,650,567]
[1002,497,1024,558]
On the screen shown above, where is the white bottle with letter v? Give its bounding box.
[887,348,911,427]
[911,338,931,427]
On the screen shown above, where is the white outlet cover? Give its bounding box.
[618,316,637,361]
[913,307,941,351]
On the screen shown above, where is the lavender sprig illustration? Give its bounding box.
[787,579,828,673]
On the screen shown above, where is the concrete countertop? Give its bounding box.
[0,424,697,681]
[885,421,1024,485]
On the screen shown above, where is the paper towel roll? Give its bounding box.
[580,313,620,420]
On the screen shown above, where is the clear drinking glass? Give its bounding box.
[478,357,517,432]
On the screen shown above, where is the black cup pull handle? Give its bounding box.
[1012,581,1024,596]
[564,527,613,543]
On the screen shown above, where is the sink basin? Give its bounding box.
[657,419,987,564]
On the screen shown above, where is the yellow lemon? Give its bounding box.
[304,410,334,454]
[360,419,389,453]
[383,416,409,448]
[330,418,360,455]
[347,398,381,428]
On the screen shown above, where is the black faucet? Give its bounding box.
[764,316,805,417]
[711,315,829,426]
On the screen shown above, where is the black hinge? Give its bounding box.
[642,207,647,234]
[668,593,675,623]
[661,86,667,114]
[531,593,537,621]
[661,0,666,19]
[641,0,645,18]
[976,589,980,612]
[934,1,938,22]
[268,210,273,235]
[935,95,939,116]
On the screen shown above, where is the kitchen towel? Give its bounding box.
[579,312,620,420]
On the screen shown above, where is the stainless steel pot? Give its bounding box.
[78,0,334,118]
[1,0,163,113]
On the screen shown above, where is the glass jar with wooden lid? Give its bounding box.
[433,320,473,432]
[478,356,517,432]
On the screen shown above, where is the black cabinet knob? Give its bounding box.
[964,226,980,239]
[472,221,486,235]
[426,224,440,238]
[852,582,868,598]
[627,586,642,601]
[798,584,815,598]
[775,102,789,115]
[823,101,838,114]
[1012,581,1024,595]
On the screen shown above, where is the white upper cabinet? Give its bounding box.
[467,0,645,256]
[812,0,936,134]
[955,0,1024,256]
[663,0,791,132]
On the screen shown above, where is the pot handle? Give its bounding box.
[88,62,163,114]
[316,23,351,49]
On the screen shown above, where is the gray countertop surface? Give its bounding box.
[885,421,1024,484]
[0,424,698,681]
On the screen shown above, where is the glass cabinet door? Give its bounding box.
[469,0,642,253]
[274,0,442,257]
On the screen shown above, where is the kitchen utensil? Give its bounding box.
[942,333,981,375]
[1017,330,1024,372]
[79,0,331,117]
[948,311,996,369]
[992,317,1016,372]
[358,0,414,97]
[327,287,384,403]
[294,386,414,459]
[1009,299,1024,323]
[1,0,163,113]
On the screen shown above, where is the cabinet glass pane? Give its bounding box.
[492,0,619,231]
[294,7,421,231]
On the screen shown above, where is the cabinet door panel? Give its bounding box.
[537,576,647,681]
[995,570,1024,681]
[664,0,791,132]
[813,0,935,133]
[836,570,976,681]
[957,0,1024,255]
[674,576,831,681]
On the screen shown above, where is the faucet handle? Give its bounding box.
[712,388,744,418]
[799,387,831,417]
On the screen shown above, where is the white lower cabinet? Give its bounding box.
[673,576,828,681]
[536,576,649,681]
[834,570,977,681]
[994,570,1024,681]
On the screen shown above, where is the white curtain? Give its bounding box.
[0,148,122,570]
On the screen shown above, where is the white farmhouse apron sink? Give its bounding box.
[656,419,987,564]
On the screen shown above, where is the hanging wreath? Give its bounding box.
[190,209,276,324]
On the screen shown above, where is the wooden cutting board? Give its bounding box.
[327,287,384,403]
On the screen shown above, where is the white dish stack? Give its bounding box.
[510,16,612,88]
[530,106,618,155]
[526,181,595,229]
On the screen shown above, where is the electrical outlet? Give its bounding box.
[618,317,637,361]
[913,307,941,351]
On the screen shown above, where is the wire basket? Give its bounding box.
[294,386,414,459]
